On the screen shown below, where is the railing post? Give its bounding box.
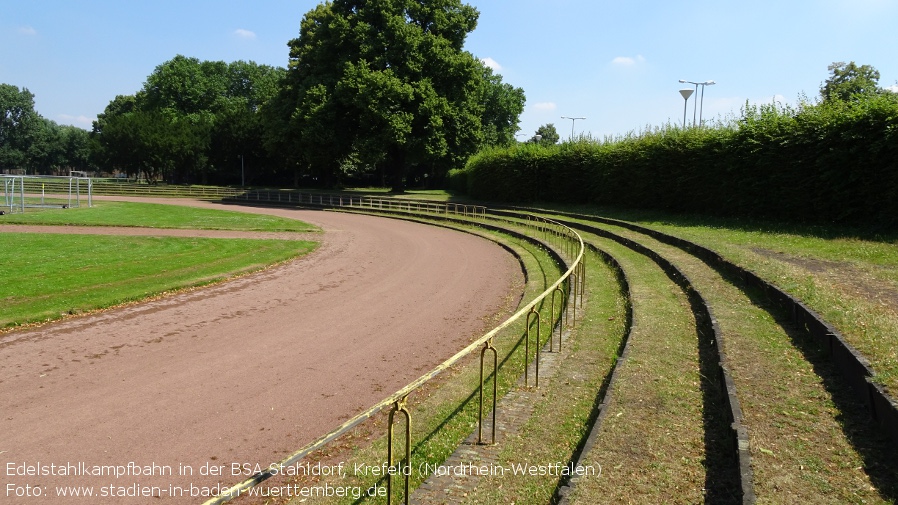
[579,257,586,307]
[525,307,541,387]
[550,286,566,352]
[387,396,411,505]
[479,339,499,445]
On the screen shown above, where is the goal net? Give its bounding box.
[1,174,93,214]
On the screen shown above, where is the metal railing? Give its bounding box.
[203,207,585,505]
[231,190,488,221]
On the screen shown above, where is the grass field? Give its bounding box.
[0,200,320,232]
[0,233,317,329]
[0,201,320,329]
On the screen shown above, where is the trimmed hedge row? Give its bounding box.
[456,94,898,226]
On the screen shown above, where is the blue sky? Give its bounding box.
[3,0,897,140]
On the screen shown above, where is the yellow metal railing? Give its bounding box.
[230,190,488,221]
[202,207,584,505]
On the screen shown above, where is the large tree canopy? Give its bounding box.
[820,61,882,102]
[1,83,92,174]
[92,56,285,184]
[1,84,42,170]
[533,123,560,145]
[269,0,524,191]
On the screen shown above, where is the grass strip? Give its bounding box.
[461,248,627,503]
[0,201,319,232]
[596,222,898,504]
[0,233,317,328]
[566,234,708,504]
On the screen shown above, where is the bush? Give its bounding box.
[460,93,898,227]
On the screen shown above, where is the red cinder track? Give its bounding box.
[0,199,522,504]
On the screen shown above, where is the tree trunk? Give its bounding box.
[389,146,406,193]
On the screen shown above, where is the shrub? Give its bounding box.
[461,93,898,227]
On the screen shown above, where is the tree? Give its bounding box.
[0,84,41,171]
[270,0,520,192]
[91,95,139,175]
[533,123,560,145]
[61,125,91,172]
[2,84,91,174]
[820,61,881,102]
[478,66,525,148]
[92,57,284,184]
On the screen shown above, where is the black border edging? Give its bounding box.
[539,210,898,448]
[555,243,635,504]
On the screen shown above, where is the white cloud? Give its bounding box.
[481,57,502,72]
[18,26,37,36]
[887,85,898,93]
[611,55,645,66]
[234,29,256,40]
[532,102,557,112]
[57,114,94,128]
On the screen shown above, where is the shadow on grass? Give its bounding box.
[521,202,898,244]
[568,222,745,503]
[730,273,898,502]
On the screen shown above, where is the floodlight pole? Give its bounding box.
[679,88,694,128]
[515,133,543,143]
[238,154,245,187]
[679,79,716,126]
[560,116,586,140]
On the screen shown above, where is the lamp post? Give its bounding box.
[678,88,694,128]
[560,116,585,140]
[238,154,244,187]
[679,79,715,127]
[515,133,542,143]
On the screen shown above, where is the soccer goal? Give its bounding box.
[1,174,93,214]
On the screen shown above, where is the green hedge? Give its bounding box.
[462,93,898,226]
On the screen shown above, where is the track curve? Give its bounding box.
[0,200,523,503]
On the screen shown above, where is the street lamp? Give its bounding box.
[238,154,244,187]
[515,133,542,143]
[560,116,586,139]
[679,79,715,127]
[678,88,694,128]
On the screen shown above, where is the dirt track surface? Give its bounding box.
[0,199,522,503]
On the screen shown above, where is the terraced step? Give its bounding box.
[565,234,737,504]
[570,219,898,503]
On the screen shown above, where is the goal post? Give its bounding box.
[0,174,93,213]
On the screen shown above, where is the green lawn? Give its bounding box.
[0,233,317,328]
[0,200,319,232]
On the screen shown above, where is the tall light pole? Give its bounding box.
[560,116,586,140]
[679,79,715,127]
[679,88,694,128]
[516,133,542,143]
[238,154,244,187]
